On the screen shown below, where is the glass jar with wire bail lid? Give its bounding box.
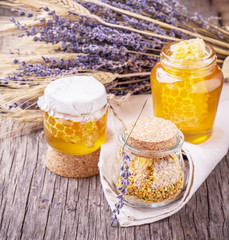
[114,116,187,207]
[38,76,108,155]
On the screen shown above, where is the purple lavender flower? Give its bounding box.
[42,56,50,63]
[18,10,25,16]
[33,36,39,41]
[39,7,50,12]
[9,17,15,23]
[14,59,19,64]
[5,1,226,99]
[111,152,131,226]
[26,13,33,18]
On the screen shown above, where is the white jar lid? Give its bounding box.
[38,76,107,121]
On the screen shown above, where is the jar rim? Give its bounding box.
[161,41,216,69]
[44,103,108,122]
[119,127,184,157]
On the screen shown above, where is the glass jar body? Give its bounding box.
[114,129,186,207]
[150,43,224,144]
[43,106,107,155]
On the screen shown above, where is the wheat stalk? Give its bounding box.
[0,70,151,118]
[0,119,43,139]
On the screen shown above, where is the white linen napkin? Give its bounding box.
[99,83,229,227]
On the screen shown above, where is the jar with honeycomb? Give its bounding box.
[38,76,108,155]
[150,39,224,144]
[114,117,187,207]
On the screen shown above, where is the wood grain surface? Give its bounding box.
[0,0,229,240]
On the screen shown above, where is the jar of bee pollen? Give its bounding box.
[115,117,186,207]
[38,76,108,156]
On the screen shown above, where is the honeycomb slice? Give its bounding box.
[170,38,206,61]
[160,79,208,129]
[156,39,209,129]
[44,112,107,152]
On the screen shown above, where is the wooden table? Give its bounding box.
[0,1,229,239]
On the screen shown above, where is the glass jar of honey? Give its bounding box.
[114,117,187,207]
[38,76,108,155]
[150,39,224,144]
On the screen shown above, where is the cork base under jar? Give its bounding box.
[45,147,100,178]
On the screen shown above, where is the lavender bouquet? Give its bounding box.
[0,0,229,136]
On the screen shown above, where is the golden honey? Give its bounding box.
[151,41,224,144]
[38,76,108,155]
[43,110,107,155]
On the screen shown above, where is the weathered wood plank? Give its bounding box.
[0,124,229,239]
[0,1,229,240]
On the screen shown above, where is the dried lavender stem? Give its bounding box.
[127,50,159,58]
[208,23,229,37]
[216,59,224,64]
[11,0,229,52]
[85,0,229,49]
[0,14,50,33]
[115,78,150,85]
[213,46,229,56]
[122,98,148,151]
[116,72,151,79]
[92,15,178,41]
[111,98,148,226]
[10,0,229,54]
[107,102,125,127]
